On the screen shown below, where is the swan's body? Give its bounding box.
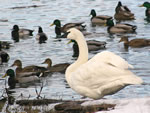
[65,28,143,99]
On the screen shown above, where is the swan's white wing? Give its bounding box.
[69,56,142,99]
[90,51,133,69]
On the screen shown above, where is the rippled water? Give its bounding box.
[0,0,150,100]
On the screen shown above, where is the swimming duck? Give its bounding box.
[114,1,135,20]
[42,58,70,73]
[11,60,47,80]
[11,25,34,41]
[106,19,137,34]
[0,41,12,49]
[11,60,47,73]
[139,2,150,20]
[2,69,16,89]
[69,40,106,57]
[2,69,42,88]
[0,42,10,64]
[36,26,48,44]
[50,19,86,38]
[119,36,150,49]
[65,28,143,99]
[90,9,112,25]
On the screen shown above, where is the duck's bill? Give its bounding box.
[41,61,46,64]
[11,64,15,67]
[139,5,144,7]
[50,23,54,26]
[67,40,72,44]
[2,74,7,78]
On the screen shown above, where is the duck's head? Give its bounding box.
[50,19,61,27]
[38,26,43,33]
[66,28,83,41]
[11,60,22,67]
[12,25,19,31]
[139,2,150,8]
[119,36,129,43]
[90,9,96,17]
[2,69,15,78]
[117,1,122,7]
[106,19,114,27]
[0,41,2,51]
[42,58,52,67]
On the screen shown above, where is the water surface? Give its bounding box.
[0,0,150,100]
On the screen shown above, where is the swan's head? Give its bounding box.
[66,28,83,41]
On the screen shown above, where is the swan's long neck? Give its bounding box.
[66,32,88,77]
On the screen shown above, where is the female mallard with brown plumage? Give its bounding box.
[90,9,112,25]
[42,58,70,73]
[119,36,150,49]
[114,1,135,21]
[106,19,137,34]
[50,19,86,38]
[11,60,47,81]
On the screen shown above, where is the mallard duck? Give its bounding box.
[11,25,34,41]
[69,40,106,57]
[2,69,16,89]
[2,69,42,88]
[106,19,137,34]
[139,2,150,20]
[90,9,112,25]
[0,42,9,64]
[119,36,150,49]
[36,26,48,44]
[0,41,12,49]
[11,60,47,73]
[65,28,143,99]
[11,60,48,80]
[114,1,135,20]
[42,58,70,73]
[50,19,86,38]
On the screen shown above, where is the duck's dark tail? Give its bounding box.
[29,30,34,36]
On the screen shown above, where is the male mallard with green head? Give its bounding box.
[90,9,112,25]
[106,19,137,34]
[139,2,150,20]
[2,69,16,89]
[68,39,106,57]
[50,19,86,38]
[2,69,43,88]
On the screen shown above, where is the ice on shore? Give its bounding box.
[82,97,150,113]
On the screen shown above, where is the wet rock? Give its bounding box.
[54,101,115,113]
[16,99,65,106]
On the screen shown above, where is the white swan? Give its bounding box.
[65,28,143,99]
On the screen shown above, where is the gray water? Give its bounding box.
[0,0,150,100]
